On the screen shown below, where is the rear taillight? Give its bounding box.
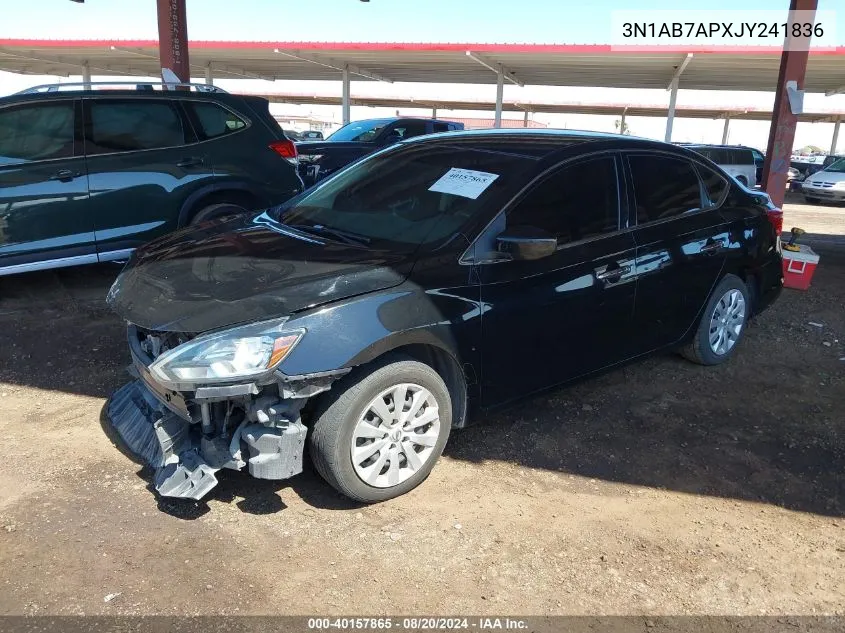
[269,139,298,165]
[766,207,783,236]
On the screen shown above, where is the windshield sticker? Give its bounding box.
[428,168,500,200]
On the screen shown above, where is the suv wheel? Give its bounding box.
[309,355,452,503]
[190,202,248,225]
[736,176,748,186]
[681,274,750,366]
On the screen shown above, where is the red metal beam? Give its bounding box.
[156,0,190,83]
[761,0,818,208]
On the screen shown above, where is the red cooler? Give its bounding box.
[782,245,820,291]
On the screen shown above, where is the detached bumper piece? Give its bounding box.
[106,379,307,501]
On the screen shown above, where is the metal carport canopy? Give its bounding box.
[1,39,844,93]
[258,91,845,123]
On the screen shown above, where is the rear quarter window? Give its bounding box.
[695,163,729,207]
[188,101,248,140]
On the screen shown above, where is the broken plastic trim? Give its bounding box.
[106,367,341,500]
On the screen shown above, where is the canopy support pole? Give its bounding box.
[494,64,504,129]
[341,65,351,125]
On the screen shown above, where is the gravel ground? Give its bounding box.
[0,202,843,616]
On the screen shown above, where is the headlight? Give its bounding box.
[149,318,304,387]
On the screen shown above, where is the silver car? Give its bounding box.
[802,157,845,203]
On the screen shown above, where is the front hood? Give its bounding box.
[806,171,845,184]
[107,212,413,333]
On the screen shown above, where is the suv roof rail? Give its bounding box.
[14,81,229,95]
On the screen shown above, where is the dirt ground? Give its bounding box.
[0,200,843,616]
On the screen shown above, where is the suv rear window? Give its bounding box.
[0,102,74,164]
[86,99,185,155]
[189,102,247,140]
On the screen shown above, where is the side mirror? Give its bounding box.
[496,226,557,261]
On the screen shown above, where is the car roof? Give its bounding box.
[339,116,462,126]
[0,89,252,106]
[399,128,705,162]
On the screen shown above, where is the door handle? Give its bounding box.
[596,264,632,282]
[700,241,724,254]
[48,169,81,182]
[177,157,204,168]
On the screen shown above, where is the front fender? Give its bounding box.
[278,284,482,380]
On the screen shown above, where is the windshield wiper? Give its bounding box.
[286,223,371,246]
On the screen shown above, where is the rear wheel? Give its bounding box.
[681,274,749,366]
[736,176,748,187]
[190,202,248,225]
[309,355,452,503]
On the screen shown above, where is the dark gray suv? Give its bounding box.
[0,82,303,276]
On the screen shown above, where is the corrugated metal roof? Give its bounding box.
[257,92,845,123]
[0,40,843,92]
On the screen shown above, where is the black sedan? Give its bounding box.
[106,130,784,503]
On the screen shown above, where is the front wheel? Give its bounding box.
[309,355,452,503]
[190,202,248,225]
[681,275,750,366]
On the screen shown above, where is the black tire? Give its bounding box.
[190,202,248,225]
[736,176,748,187]
[681,274,750,366]
[804,196,821,205]
[309,354,452,503]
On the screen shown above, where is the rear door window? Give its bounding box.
[628,154,703,223]
[188,102,247,140]
[0,102,75,165]
[85,99,186,155]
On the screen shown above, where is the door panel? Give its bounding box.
[0,99,95,270]
[625,153,729,352]
[82,98,215,256]
[479,234,638,405]
[476,153,637,406]
[632,213,729,350]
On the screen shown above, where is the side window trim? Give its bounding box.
[82,96,189,157]
[623,150,715,228]
[461,150,625,265]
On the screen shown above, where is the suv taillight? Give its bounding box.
[269,139,298,165]
[766,206,783,237]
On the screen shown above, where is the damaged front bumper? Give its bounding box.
[106,325,347,500]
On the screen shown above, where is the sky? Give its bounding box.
[1,0,844,150]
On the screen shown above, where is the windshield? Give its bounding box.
[327,119,392,142]
[277,144,534,249]
[825,158,845,172]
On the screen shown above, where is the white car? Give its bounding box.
[802,157,845,204]
[684,145,757,188]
